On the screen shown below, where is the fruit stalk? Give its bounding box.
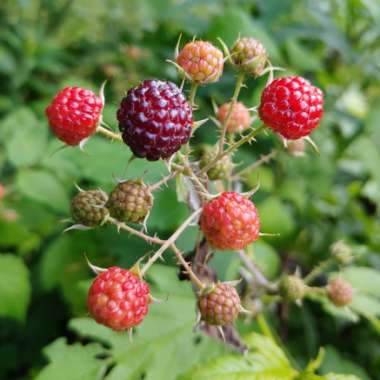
[97,125,123,141]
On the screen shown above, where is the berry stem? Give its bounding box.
[199,124,266,176]
[148,171,179,192]
[238,250,277,292]
[218,71,245,154]
[304,257,335,285]
[140,208,202,276]
[231,149,277,180]
[188,82,199,109]
[97,125,123,142]
[170,244,205,289]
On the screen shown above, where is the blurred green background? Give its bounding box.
[1,0,380,379]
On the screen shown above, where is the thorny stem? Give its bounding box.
[108,215,204,288]
[178,154,209,196]
[218,71,245,154]
[304,257,336,285]
[170,244,204,289]
[199,124,266,176]
[231,149,278,180]
[188,82,199,109]
[238,250,278,293]
[140,208,203,276]
[97,125,123,142]
[148,171,179,192]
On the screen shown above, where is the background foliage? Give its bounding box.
[0,0,380,379]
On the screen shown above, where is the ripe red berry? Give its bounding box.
[198,283,241,326]
[117,80,193,161]
[176,41,224,83]
[259,76,324,140]
[200,192,260,250]
[87,266,151,331]
[46,87,103,145]
[217,101,251,133]
[327,278,353,307]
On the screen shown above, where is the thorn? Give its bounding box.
[209,116,221,128]
[193,118,209,132]
[242,177,260,198]
[174,33,182,59]
[240,307,252,315]
[304,136,320,155]
[217,37,232,64]
[128,328,134,343]
[63,224,92,233]
[49,143,70,158]
[211,98,219,115]
[179,76,186,92]
[74,182,84,192]
[83,253,107,274]
[259,232,280,237]
[223,279,242,287]
[60,218,73,224]
[166,59,192,81]
[79,137,90,151]
[217,326,226,342]
[99,80,107,105]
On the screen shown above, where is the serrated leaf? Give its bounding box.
[36,338,107,380]
[180,333,298,380]
[0,254,31,322]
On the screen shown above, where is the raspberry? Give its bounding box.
[231,37,268,77]
[176,41,224,83]
[107,180,153,223]
[87,266,151,331]
[46,87,103,145]
[198,283,241,326]
[217,101,251,133]
[279,275,306,302]
[259,76,324,140]
[200,192,260,250]
[327,278,353,307]
[71,190,109,227]
[199,145,233,180]
[117,80,192,161]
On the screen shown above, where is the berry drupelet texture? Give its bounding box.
[327,278,353,307]
[198,283,241,326]
[87,266,151,331]
[200,192,260,250]
[176,41,224,83]
[107,180,153,223]
[217,101,251,133]
[117,80,192,161]
[231,37,268,77]
[259,76,324,140]
[71,189,108,227]
[46,86,103,145]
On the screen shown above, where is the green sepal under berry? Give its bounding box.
[71,189,109,227]
[107,179,153,223]
[199,145,233,181]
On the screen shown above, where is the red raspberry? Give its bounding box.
[327,278,353,307]
[217,101,251,133]
[200,192,260,250]
[198,283,241,326]
[46,87,103,145]
[176,41,224,83]
[259,76,324,140]
[87,266,151,331]
[117,80,192,161]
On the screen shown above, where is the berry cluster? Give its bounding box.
[44,36,342,341]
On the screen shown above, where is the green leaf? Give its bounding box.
[69,265,223,380]
[0,254,31,322]
[285,39,322,71]
[181,332,298,380]
[36,338,107,380]
[16,169,69,213]
[251,240,281,280]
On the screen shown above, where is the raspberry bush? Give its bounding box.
[1,2,379,379]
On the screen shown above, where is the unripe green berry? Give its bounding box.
[231,37,268,77]
[279,275,307,302]
[199,145,233,180]
[107,180,153,223]
[71,189,109,227]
